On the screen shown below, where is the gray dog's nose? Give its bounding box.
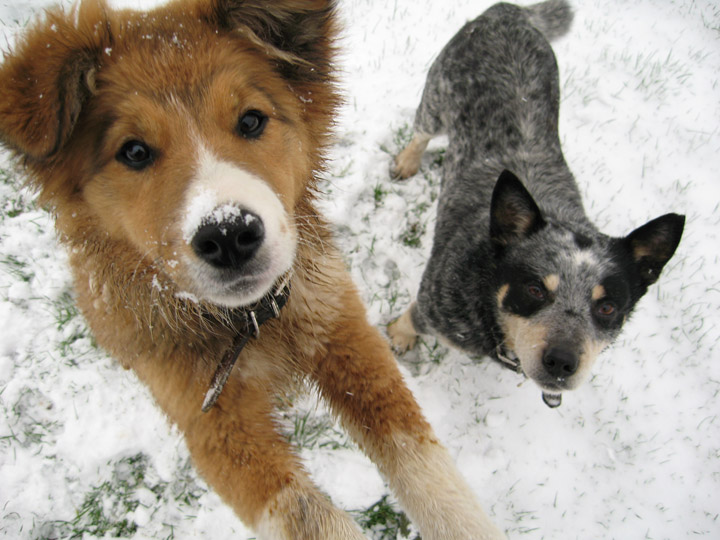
[191,210,264,269]
[542,346,579,378]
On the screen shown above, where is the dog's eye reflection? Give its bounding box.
[527,283,546,300]
[117,140,154,170]
[237,110,268,139]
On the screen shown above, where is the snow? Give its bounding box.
[181,185,224,242]
[1,0,719,539]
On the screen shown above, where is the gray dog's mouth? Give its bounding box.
[494,348,565,408]
[542,392,562,408]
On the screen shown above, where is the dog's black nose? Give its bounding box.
[542,346,578,378]
[191,210,264,269]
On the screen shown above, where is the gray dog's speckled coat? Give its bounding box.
[390,0,685,406]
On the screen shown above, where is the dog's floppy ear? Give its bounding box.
[623,213,685,287]
[490,170,545,245]
[205,0,336,80]
[0,5,104,161]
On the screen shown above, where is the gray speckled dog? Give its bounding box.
[389,0,685,408]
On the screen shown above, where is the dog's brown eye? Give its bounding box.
[597,302,616,317]
[237,110,268,139]
[527,284,545,300]
[117,140,154,170]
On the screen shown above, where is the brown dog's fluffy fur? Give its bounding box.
[0,1,504,538]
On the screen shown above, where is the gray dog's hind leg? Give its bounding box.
[392,63,449,179]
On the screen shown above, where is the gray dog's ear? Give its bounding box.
[623,213,685,287]
[204,0,337,81]
[490,170,545,245]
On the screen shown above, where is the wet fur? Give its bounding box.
[390,0,684,403]
[0,1,504,538]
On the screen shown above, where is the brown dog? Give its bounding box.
[0,0,504,538]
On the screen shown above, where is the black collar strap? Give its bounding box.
[201,277,291,412]
[494,345,523,374]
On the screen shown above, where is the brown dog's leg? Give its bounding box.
[312,290,506,540]
[156,373,366,540]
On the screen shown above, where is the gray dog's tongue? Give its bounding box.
[542,392,562,408]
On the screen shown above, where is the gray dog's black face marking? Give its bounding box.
[389,1,685,407]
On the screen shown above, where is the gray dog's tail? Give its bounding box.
[525,0,573,41]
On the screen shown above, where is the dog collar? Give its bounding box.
[494,346,523,374]
[201,275,291,413]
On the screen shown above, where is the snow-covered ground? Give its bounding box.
[1,0,718,539]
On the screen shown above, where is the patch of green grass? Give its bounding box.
[400,221,425,248]
[354,495,417,540]
[429,148,445,169]
[169,458,207,508]
[373,182,387,206]
[15,394,58,448]
[284,410,352,451]
[332,156,355,179]
[0,387,19,449]
[392,123,413,150]
[0,167,16,187]
[0,254,33,283]
[0,387,60,450]
[0,168,36,218]
[369,283,409,319]
[3,197,29,218]
[48,454,156,538]
[631,49,693,100]
[380,123,414,156]
[384,285,403,314]
[51,289,93,358]
[420,338,449,365]
[410,200,430,218]
[33,452,207,539]
[53,290,81,329]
